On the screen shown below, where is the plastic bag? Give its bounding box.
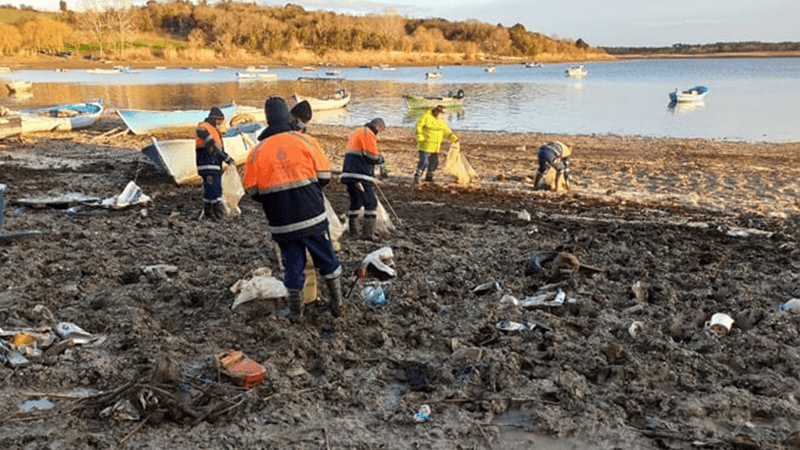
[324,194,344,243]
[230,274,287,310]
[222,164,245,216]
[443,142,477,185]
[345,200,396,238]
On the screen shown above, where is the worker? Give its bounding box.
[195,106,235,220]
[341,118,386,240]
[290,100,312,133]
[413,104,458,184]
[533,141,572,191]
[243,97,343,319]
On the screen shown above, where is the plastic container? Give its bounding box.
[779,298,800,313]
[215,350,267,388]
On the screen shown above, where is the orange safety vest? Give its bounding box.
[195,121,223,150]
[243,131,331,196]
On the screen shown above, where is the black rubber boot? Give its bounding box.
[326,277,343,317]
[362,217,377,241]
[288,289,304,320]
[348,216,361,238]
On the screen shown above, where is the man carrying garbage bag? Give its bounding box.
[533,141,572,191]
[243,97,344,319]
[341,118,386,241]
[196,106,235,220]
[413,105,458,184]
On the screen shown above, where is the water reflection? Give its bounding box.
[668,100,705,115]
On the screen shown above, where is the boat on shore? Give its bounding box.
[116,103,237,135]
[565,65,588,77]
[141,122,264,185]
[669,85,709,103]
[6,80,32,93]
[12,100,104,133]
[403,89,465,110]
[425,72,442,79]
[291,89,350,111]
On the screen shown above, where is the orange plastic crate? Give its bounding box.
[215,350,267,388]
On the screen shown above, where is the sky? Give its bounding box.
[12,0,800,47]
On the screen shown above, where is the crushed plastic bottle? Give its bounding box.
[413,404,431,422]
[779,298,800,313]
[364,285,386,307]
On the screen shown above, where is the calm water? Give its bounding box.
[2,58,798,142]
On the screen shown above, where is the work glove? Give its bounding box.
[451,135,459,144]
[380,163,389,179]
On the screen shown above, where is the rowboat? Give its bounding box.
[525,62,543,68]
[14,100,104,133]
[669,85,709,103]
[6,80,32,93]
[116,103,237,135]
[245,65,270,72]
[425,72,442,79]
[403,89,465,110]
[140,122,264,185]
[291,89,350,111]
[565,65,588,77]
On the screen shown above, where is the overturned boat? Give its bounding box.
[117,103,237,135]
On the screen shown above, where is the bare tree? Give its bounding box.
[80,0,109,56]
[106,0,133,58]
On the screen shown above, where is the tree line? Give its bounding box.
[603,41,799,56]
[0,1,603,60]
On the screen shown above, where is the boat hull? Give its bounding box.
[141,123,264,185]
[403,95,463,110]
[17,101,103,132]
[291,91,350,111]
[117,104,237,135]
[669,86,709,103]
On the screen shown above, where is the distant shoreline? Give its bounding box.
[0,51,796,71]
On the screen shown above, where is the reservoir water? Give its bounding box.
[1,57,798,142]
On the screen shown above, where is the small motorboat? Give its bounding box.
[425,72,442,79]
[245,65,270,73]
[6,80,32,93]
[669,86,709,103]
[403,89,465,110]
[565,65,588,77]
[291,89,350,111]
[485,66,496,73]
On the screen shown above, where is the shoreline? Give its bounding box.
[0,51,797,71]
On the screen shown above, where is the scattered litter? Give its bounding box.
[499,293,519,306]
[779,298,800,313]
[361,247,396,280]
[624,304,645,314]
[628,321,644,338]
[632,281,647,302]
[414,404,431,422]
[362,283,387,307]
[20,398,55,412]
[519,289,569,308]
[517,209,531,221]
[496,319,549,333]
[472,281,500,295]
[56,322,105,346]
[0,341,30,368]
[142,264,178,281]
[719,225,774,238]
[230,272,287,310]
[100,181,152,209]
[215,350,267,388]
[527,251,558,274]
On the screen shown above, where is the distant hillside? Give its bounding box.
[603,41,800,56]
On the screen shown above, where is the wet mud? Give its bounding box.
[1,115,799,449]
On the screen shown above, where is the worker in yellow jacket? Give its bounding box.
[413,105,458,184]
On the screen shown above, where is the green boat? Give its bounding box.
[403,89,465,110]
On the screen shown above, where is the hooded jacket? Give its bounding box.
[195,117,233,175]
[244,98,332,240]
[341,126,383,184]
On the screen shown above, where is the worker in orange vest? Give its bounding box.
[243,97,343,319]
[341,118,386,240]
[195,106,234,219]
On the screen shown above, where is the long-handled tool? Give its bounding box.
[375,182,403,229]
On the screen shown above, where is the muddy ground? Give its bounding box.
[1,114,799,449]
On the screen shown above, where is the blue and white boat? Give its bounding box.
[15,99,104,133]
[116,103,237,135]
[669,85,709,103]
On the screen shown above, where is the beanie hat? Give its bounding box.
[264,97,290,126]
[290,100,312,123]
[208,106,225,120]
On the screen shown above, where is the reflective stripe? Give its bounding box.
[319,265,342,280]
[253,178,316,195]
[341,172,375,183]
[270,211,327,234]
[197,164,222,172]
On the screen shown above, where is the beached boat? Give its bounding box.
[13,100,104,133]
[0,67,12,72]
[485,66,496,73]
[237,72,277,81]
[425,72,442,79]
[565,65,588,77]
[403,89,465,110]
[87,68,120,74]
[245,65,270,73]
[140,122,264,185]
[291,89,350,111]
[669,85,709,103]
[6,80,32,93]
[116,103,237,135]
[0,116,22,139]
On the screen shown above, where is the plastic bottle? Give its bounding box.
[779,298,800,313]
[364,285,386,307]
[413,404,431,422]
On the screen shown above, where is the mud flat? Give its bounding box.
[1,115,799,449]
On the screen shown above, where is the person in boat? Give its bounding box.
[195,106,235,220]
[533,141,572,191]
[243,97,343,320]
[290,100,312,133]
[340,118,387,241]
[413,104,459,184]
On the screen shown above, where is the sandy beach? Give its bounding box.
[1,112,799,449]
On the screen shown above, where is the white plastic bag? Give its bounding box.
[324,194,344,243]
[443,142,477,185]
[222,164,245,216]
[230,273,287,310]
